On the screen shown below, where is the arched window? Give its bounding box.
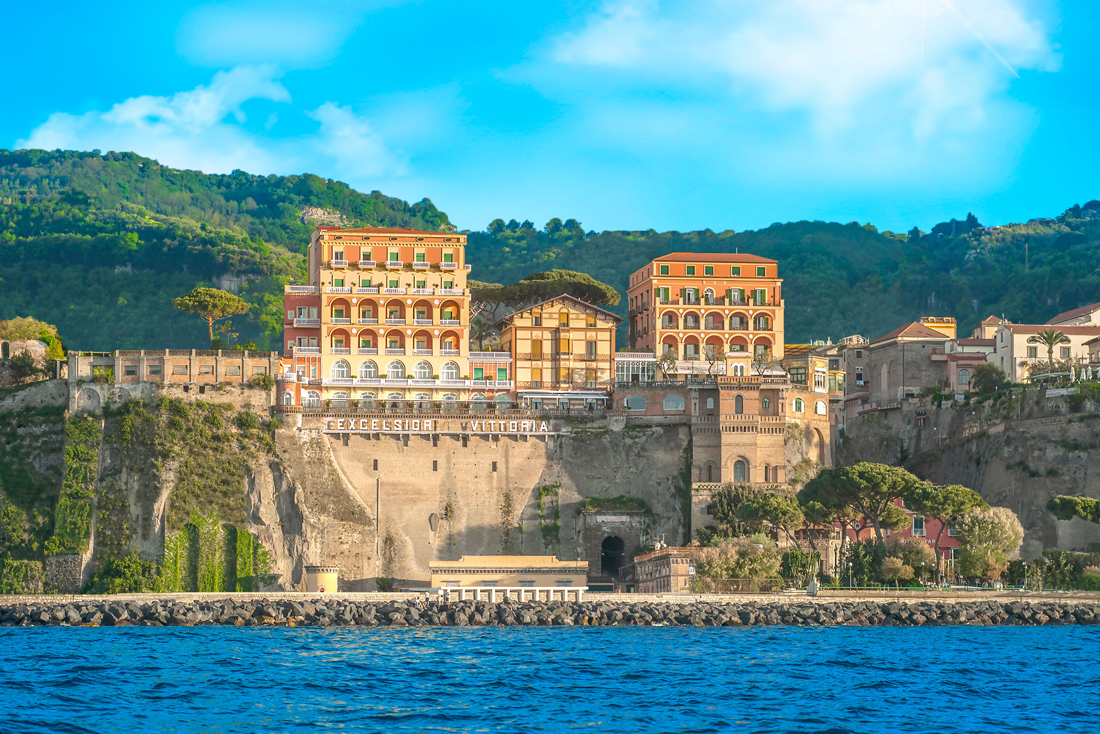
[282,392,294,406]
[958,369,971,385]
[662,314,677,329]
[385,392,404,409]
[684,314,699,329]
[331,391,349,407]
[442,361,460,380]
[387,361,405,379]
[731,363,745,376]
[663,394,685,411]
[706,464,714,482]
[734,460,747,483]
[706,397,714,409]
[413,392,431,411]
[762,398,770,409]
[332,360,350,378]
[793,397,804,413]
[754,315,770,331]
[703,288,714,305]
[359,392,376,410]
[470,392,488,411]
[304,390,321,408]
[494,393,512,409]
[735,395,744,414]
[359,360,378,379]
[441,393,459,411]
[815,400,827,415]
[625,395,647,411]
[414,361,432,380]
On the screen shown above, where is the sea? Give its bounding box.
[1,626,1096,734]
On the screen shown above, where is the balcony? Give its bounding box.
[293,318,320,327]
[327,287,352,294]
[410,288,434,295]
[357,286,380,294]
[331,347,351,355]
[386,261,405,269]
[385,318,406,326]
[441,349,460,356]
[410,378,436,386]
[358,260,376,268]
[438,288,464,296]
[413,318,433,326]
[293,346,321,354]
[469,352,512,361]
[329,377,355,385]
[286,285,319,293]
[413,349,433,356]
[440,319,461,326]
[412,261,431,269]
[330,318,352,325]
[330,259,348,268]
[440,262,458,270]
[384,287,406,295]
[358,318,379,325]
[358,347,378,355]
[386,348,406,355]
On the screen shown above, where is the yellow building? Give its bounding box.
[429,555,588,599]
[282,226,492,408]
[626,252,785,377]
[497,294,622,410]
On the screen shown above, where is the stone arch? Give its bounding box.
[601,536,626,577]
[810,428,826,464]
[76,388,101,413]
[732,459,748,483]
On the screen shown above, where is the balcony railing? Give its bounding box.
[331,348,351,354]
[386,261,404,269]
[330,259,348,267]
[358,318,378,325]
[441,349,460,356]
[410,288,434,295]
[469,352,512,360]
[329,377,355,385]
[440,319,461,326]
[413,349,433,356]
[358,347,378,355]
[384,287,406,295]
[386,348,406,355]
[357,286,380,294]
[358,260,376,268]
[440,262,458,270]
[413,319,433,326]
[327,287,352,294]
[385,318,406,325]
[317,377,516,389]
[293,318,320,326]
[412,261,431,269]
[287,285,318,293]
[330,318,352,325]
[293,346,321,354]
[438,288,464,296]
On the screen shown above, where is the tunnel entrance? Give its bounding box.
[601,536,626,577]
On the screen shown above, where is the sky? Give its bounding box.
[2,0,1095,234]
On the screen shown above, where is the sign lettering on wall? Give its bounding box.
[323,418,564,435]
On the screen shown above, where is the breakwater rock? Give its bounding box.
[4,597,1100,627]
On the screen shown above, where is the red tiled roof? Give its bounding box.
[872,322,948,344]
[1046,302,1100,325]
[1004,324,1100,336]
[316,226,455,236]
[980,315,1004,324]
[653,252,776,264]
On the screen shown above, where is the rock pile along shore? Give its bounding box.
[3,598,1100,627]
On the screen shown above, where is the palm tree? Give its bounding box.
[1027,328,1071,371]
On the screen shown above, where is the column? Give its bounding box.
[489,589,496,603]
[460,588,467,601]
[474,588,482,601]
[113,352,122,386]
[139,350,147,384]
[189,349,197,384]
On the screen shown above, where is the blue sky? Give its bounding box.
[3,0,1094,234]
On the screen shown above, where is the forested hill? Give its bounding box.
[0,149,452,350]
[1,148,1098,351]
[466,209,1100,345]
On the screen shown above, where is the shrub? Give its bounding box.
[248,374,275,390]
[82,551,160,594]
[234,411,261,431]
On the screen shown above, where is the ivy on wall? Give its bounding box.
[157,513,274,593]
[47,414,102,554]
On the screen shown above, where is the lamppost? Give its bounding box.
[848,562,853,589]
[1022,561,1027,591]
[920,561,925,586]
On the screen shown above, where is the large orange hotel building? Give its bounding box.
[280,226,512,409]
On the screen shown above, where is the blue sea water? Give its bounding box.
[1,626,1097,734]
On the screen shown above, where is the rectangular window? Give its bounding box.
[912,515,926,537]
[433,460,438,472]
[686,265,696,275]
[659,287,670,303]
[659,264,669,275]
[334,250,344,261]
[731,266,741,276]
[415,252,426,262]
[828,375,837,391]
[560,313,569,326]
[492,461,498,472]
[309,337,318,347]
[1027,346,1038,358]
[252,366,267,376]
[121,365,136,376]
[586,369,596,388]
[587,315,596,328]
[388,251,399,261]
[388,279,399,288]
[148,364,162,376]
[532,340,542,359]
[443,280,453,289]
[333,278,344,287]
[533,315,542,326]
[172,364,188,375]
[333,308,345,318]
[531,367,542,388]
[559,338,571,354]
[497,368,508,381]
[225,365,241,376]
[1061,347,1071,358]
[415,280,426,289]
[473,367,484,380]
[756,266,766,277]
[587,341,597,359]
[360,337,373,348]
[443,252,454,262]
[704,265,713,275]
[199,365,215,375]
[373,459,379,470]
[948,526,958,537]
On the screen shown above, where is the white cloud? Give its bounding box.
[308,102,409,178]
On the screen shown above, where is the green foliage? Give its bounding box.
[82,551,160,594]
[0,553,43,593]
[780,548,821,586]
[956,507,1024,583]
[705,483,771,538]
[247,373,275,390]
[801,463,921,542]
[1047,495,1100,523]
[48,414,103,554]
[736,493,806,548]
[1026,328,1071,369]
[578,496,650,513]
[693,538,782,580]
[172,287,250,342]
[840,539,888,586]
[971,363,1007,396]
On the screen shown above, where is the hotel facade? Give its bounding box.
[626,253,785,375]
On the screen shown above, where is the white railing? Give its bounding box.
[412,262,431,269]
[278,373,297,382]
[330,259,348,267]
[440,262,458,270]
[386,261,404,268]
[441,319,461,326]
[358,348,378,355]
[384,288,406,295]
[331,318,351,325]
[432,587,585,603]
[410,288,434,295]
[293,318,320,326]
[358,260,376,268]
[413,319,433,326]
[293,346,321,354]
[327,287,352,294]
[385,319,406,325]
[615,352,656,360]
[469,352,512,360]
[287,285,319,293]
[441,349,460,356]
[328,377,355,385]
[386,348,406,355]
[410,378,436,386]
[358,318,378,325]
[357,286,380,294]
[331,348,351,355]
[413,349,433,356]
[438,288,463,296]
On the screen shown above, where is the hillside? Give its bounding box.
[1,148,1098,350]
[0,149,452,350]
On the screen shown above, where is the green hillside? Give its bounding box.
[1,148,1097,351]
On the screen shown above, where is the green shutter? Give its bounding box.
[680,288,686,302]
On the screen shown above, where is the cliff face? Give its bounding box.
[838,388,1100,559]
